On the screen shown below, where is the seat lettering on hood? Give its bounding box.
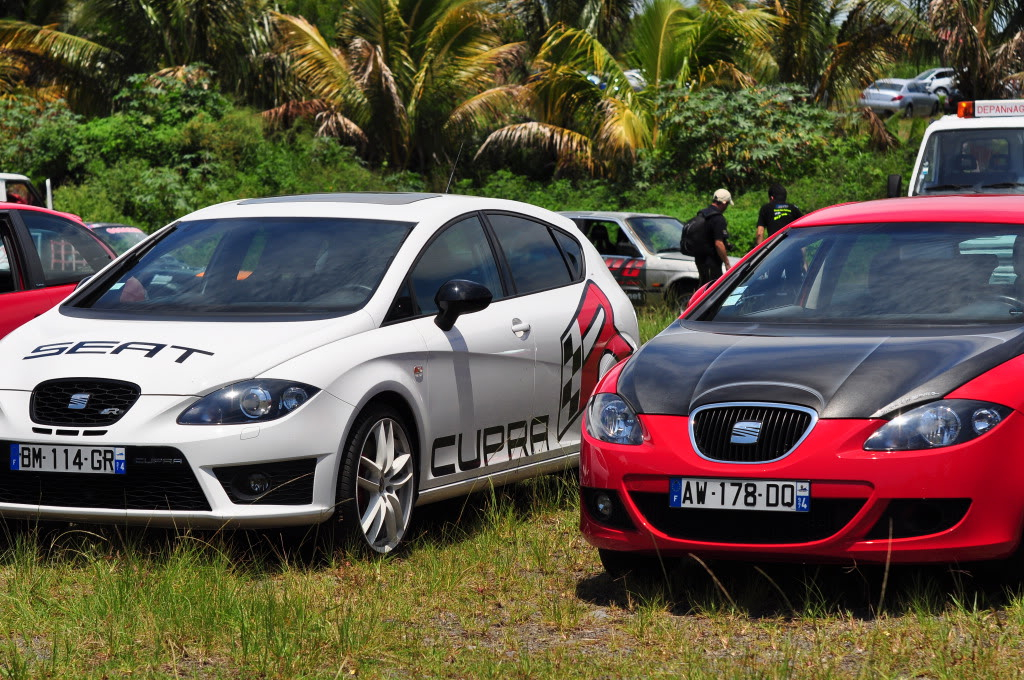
[23,341,215,364]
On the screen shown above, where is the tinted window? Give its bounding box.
[76,217,413,316]
[489,213,573,294]
[410,215,504,316]
[552,229,584,279]
[0,224,16,293]
[21,211,112,286]
[580,220,619,255]
[702,223,1023,325]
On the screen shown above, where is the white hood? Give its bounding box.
[0,307,376,394]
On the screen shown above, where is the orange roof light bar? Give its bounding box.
[958,100,1024,118]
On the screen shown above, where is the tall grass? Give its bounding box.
[4,483,1024,678]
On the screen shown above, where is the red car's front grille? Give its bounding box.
[691,403,814,463]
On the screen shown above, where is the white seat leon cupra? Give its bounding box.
[0,193,639,553]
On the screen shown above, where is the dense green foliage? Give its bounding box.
[2,67,922,253]
[638,85,844,193]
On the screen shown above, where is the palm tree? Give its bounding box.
[496,0,640,54]
[477,0,776,177]
[763,0,923,106]
[270,0,523,173]
[0,19,115,106]
[628,0,776,91]
[67,0,276,103]
[477,23,648,177]
[929,0,1024,99]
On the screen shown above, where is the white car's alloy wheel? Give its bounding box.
[337,406,416,553]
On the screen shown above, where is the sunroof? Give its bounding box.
[237,193,443,206]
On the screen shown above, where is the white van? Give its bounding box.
[889,100,1024,197]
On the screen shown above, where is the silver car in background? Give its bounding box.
[858,78,939,118]
[560,211,699,306]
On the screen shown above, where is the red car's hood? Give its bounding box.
[617,320,1024,418]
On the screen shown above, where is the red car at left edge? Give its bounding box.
[1,203,115,339]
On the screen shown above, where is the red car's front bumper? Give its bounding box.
[581,412,1024,564]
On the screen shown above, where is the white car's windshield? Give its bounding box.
[73,217,414,316]
[914,129,1024,195]
[626,216,684,253]
[702,223,1024,325]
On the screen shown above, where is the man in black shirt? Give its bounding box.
[755,183,803,245]
[696,188,733,285]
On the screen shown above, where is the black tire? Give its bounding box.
[934,87,948,98]
[904,103,914,118]
[333,404,416,554]
[599,548,669,580]
[665,280,698,310]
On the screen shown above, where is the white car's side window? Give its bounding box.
[409,215,504,316]
[487,213,574,295]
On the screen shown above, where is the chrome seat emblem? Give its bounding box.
[730,421,762,445]
[68,393,90,410]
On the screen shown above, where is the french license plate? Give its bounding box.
[670,477,809,512]
[10,444,126,475]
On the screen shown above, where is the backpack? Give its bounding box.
[679,209,708,256]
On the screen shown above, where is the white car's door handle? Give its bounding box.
[511,318,531,335]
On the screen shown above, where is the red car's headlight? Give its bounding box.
[864,399,1011,451]
[586,393,645,445]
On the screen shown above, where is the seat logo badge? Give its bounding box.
[68,393,90,410]
[730,421,762,445]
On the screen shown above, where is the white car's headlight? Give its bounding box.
[864,399,1011,451]
[178,380,320,425]
[586,393,645,445]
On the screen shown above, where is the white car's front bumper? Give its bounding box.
[0,389,354,528]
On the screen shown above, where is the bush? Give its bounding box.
[639,86,846,194]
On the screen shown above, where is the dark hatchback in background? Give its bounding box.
[560,211,699,306]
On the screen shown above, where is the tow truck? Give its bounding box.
[888,100,1024,197]
[0,173,52,208]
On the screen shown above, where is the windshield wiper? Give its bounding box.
[979,182,1024,189]
[921,184,977,192]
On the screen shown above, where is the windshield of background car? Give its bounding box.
[72,216,414,316]
[699,222,1024,325]
[914,129,1024,194]
[626,216,684,253]
[94,226,147,254]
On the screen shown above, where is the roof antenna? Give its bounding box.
[445,142,464,194]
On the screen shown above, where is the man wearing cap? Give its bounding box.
[696,188,733,285]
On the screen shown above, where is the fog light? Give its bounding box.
[245,472,271,495]
[594,492,615,519]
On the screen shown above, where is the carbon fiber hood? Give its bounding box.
[617,320,1024,418]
